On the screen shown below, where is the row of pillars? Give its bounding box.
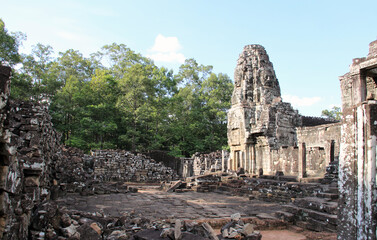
[230,145,259,174]
[229,140,336,177]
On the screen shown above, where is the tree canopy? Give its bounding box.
[0,18,25,66]
[321,106,342,121]
[3,20,234,157]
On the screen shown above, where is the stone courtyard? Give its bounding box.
[51,185,336,240]
[0,39,376,239]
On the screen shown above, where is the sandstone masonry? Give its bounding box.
[338,39,377,240]
[227,45,341,179]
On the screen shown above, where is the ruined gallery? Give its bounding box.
[0,40,376,240]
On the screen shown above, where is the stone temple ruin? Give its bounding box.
[227,44,341,179]
[0,40,375,240]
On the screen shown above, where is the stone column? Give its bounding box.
[221,150,225,172]
[338,103,377,240]
[251,145,255,174]
[242,150,246,169]
[298,143,306,179]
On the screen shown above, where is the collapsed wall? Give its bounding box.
[0,66,62,239]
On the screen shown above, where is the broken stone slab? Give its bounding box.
[201,222,219,240]
[160,227,174,238]
[175,219,182,240]
[256,213,278,220]
[274,211,294,222]
[166,180,183,192]
[61,224,78,238]
[77,223,102,240]
[231,212,241,221]
[106,230,129,240]
[241,223,255,236]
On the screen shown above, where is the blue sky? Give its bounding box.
[1,0,377,116]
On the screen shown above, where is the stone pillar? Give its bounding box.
[247,145,252,173]
[242,150,246,169]
[338,40,377,240]
[221,150,225,172]
[233,151,237,170]
[239,151,243,168]
[251,145,255,174]
[338,103,377,240]
[298,143,306,179]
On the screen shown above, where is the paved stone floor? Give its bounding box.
[57,187,283,220]
[56,186,337,240]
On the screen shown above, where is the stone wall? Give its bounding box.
[91,150,178,182]
[192,150,229,176]
[144,150,182,175]
[297,123,341,178]
[338,39,377,240]
[0,66,62,239]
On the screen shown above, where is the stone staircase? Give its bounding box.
[279,181,338,232]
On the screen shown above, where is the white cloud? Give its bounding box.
[147,34,185,64]
[151,34,182,53]
[147,52,185,64]
[282,94,322,107]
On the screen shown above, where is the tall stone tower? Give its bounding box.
[227,45,301,174]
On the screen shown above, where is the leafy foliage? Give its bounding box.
[0,18,25,66]
[321,106,342,121]
[3,20,233,156]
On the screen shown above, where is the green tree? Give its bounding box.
[321,106,342,121]
[21,43,58,99]
[49,49,96,143]
[117,63,157,151]
[167,59,232,157]
[200,73,233,151]
[10,72,33,100]
[0,18,25,66]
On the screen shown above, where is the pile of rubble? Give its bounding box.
[30,200,262,240]
[53,148,179,196]
[91,150,178,183]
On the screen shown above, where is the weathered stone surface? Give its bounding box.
[0,96,62,239]
[174,219,182,240]
[227,44,341,183]
[192,150,229,176]
[201,222,218,240]
[227,45,301,175]
[338,39,377,240]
